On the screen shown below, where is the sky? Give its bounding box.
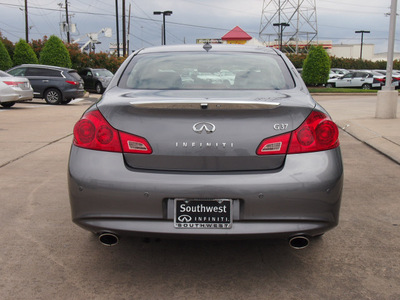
[0,0,398,54]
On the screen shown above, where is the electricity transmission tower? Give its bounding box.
[259,0,318,53]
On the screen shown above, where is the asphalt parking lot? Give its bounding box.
[0,96,399,300]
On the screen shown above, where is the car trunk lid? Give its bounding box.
[98,89,315,172]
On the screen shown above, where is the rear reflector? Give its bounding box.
[119,132,152,154]
[257,132,291,155]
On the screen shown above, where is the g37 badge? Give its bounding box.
[273,123,289,130]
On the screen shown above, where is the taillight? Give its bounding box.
[257,111,339,155]
[73,110,152,154]
[288,111,339,154]
[74,110,122,152]
[3,81,24,86]
[66,80,79,86]
[374,78,385,83]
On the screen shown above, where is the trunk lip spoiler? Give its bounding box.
[129,100,280,110]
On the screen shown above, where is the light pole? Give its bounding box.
[24,0,28,42]
[153,10,173,45]
[376,0,398,119]
[355,30,370,60]
[273,22,290,52]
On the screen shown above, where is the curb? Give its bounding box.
[337,120,400,165]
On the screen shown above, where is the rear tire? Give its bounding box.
[1,101,16,108]
[44,88,62,104]
[325,83,334,88]
[95,82,104,94]
[362,83,371,90]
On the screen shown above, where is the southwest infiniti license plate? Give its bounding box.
[174,199,232,229]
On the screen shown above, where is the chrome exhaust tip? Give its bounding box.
[289,236,310,249]
[99,233,119,246]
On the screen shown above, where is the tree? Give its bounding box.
[39,35,72,68]
[0,32,15,59]
[0,39,12,70]
[302,46,331,86]
[31,36,47,60]
[13,39,38,66]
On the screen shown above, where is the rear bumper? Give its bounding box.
[63,89,85,100]
[0,89,33,103]
[68,146,343,239]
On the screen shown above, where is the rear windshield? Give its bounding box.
[119,52,295,90]
[69,71,82,81]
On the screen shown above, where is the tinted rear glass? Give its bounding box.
[119,52,294,90]
[69,71,82,81]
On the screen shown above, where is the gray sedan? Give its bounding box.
[68,44,343,249]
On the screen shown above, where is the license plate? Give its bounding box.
[174,199,232,229]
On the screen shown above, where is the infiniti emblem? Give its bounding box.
[193,122,216,134]
[178,215,192,222]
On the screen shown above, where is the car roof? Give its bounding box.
[136,44,279,55]
[12,64,74,71]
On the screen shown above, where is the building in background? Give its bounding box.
[221,26,252,44]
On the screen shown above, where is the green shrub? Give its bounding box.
[13,39,38,66]
[39,35,72,68]
[302,46,331,86]
[0,39,12,70]
[286,54,306,69]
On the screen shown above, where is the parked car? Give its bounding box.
[7,64,84,104]
[78,68,113,94]
[0,70,33,108]
[373,69,400,89]
[326,71,385,89]
[69,44,343,249]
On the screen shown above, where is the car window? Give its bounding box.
[25,68,62,77]
[68,71,82,81]
[120,52,294,90]
[355,72,367,78]
[94,69,113,77]
[8,67,27,76]
[342,73,353,79]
